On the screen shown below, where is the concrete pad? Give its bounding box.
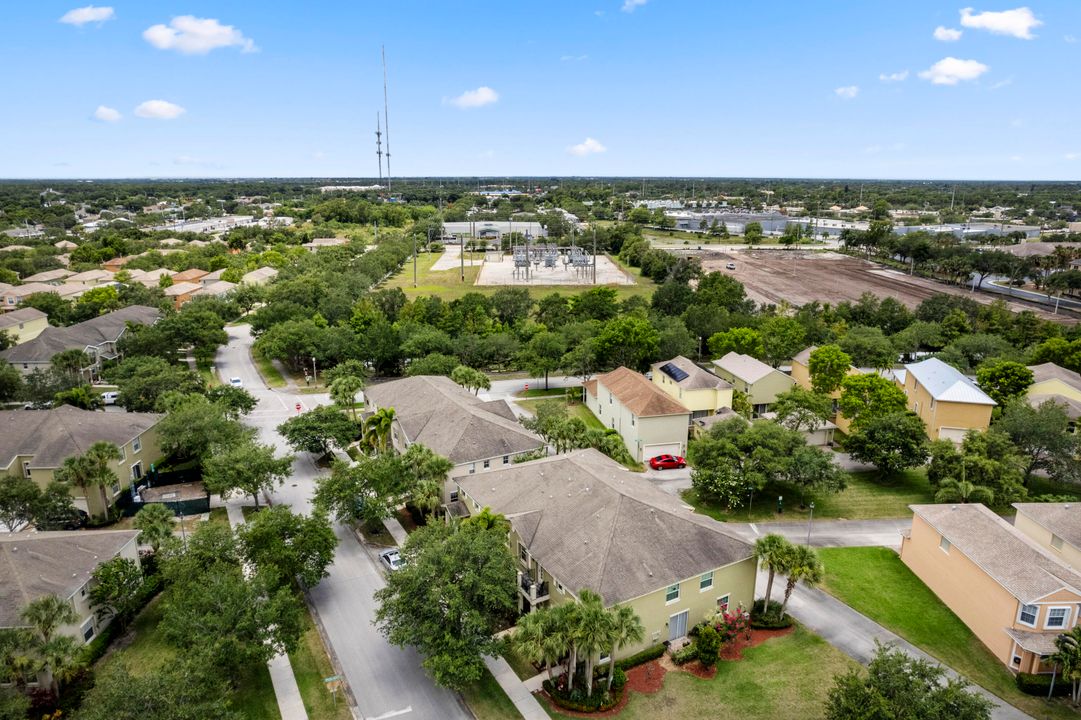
[476,255,634,286]
[431,245,483,272]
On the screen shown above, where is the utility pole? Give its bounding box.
[381,46,392,193]
[413,232,417,288]
[592,226,597,284]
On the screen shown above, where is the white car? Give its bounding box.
[379,548,403,572]
[229,377,243,388]
[101,391,119,405]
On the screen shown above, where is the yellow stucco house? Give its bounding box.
[1027,363,1081,432]
[711,352,794,415]
[1013,503,1081,574]
[0,406,164,518]
[791,346,903,435]
[456,449,757,656]
[901,358,995,442]
[0,307,48,345]
[650,355,733,420]
[585,366,691,462]
[900,504,1081,675]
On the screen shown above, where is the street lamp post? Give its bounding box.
[311,356,317,384]
[806,502,816,545]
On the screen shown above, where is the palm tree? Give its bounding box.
[934,478,994,505]
[401,444,453,516]
[133,503,175,552]
[55,442,122,520]
[604,604,644,693]
[754,533,792,607]
[21,595,77,644]
[330,375,365,422]
[778,545,824,620]
[1052,626,1081,703]
[511,612,550,680]
[362,408,396,455]
[575,591,612,698]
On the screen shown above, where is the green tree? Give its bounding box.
[754,534,793,607]
[844,411,929,476]
[400,443,454,517]
[31,481,81,531]
[594,315,660,371]
[744,221,764,244]
[571,287,620,322]
[604,604,644,691]
[1052,626,1081,704]
[708,327,763,359]
[759,316,807,367]
[329,374,365,421]
[157,394,251,467]
[771,387,833,432]
[450,365,490,395]
[133,503,176,552]
[88,556,144,630]
[53,385,103,410]
[203,441,294,508]
[75,661,239,720]
[0,477,41,532]
[314,456,405,528]
[519,331,567,390]
[838,373,907,429]
[934,479,995,505]
[839,325,895,369]
[205,384,258,419]
[278,405,358,455]
[109,356,205,412]
[808,345,852,394]
[21,593,79,696]
[511,609,564,683]
[997,399,1081,484]
[237,506,337,589]
[360,407,396,454]
[777,544,823,620]
[696,623,721,668]
[374,521,516,690]
[974,360,1033,407]
[0,362,21,403]
[54,441,122,521]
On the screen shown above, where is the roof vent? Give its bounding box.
[951,505,958,511]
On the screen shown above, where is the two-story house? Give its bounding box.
[0,406,164,518]
[1027,363,1081,433]
[456,449,758,655]
[650,355,734,420]
[1012,503,1081,575]
[901,357,996,442]
[0,308,48,345]
[584,366,691,462]
[900,503,1081,675]
[711,352,794,415]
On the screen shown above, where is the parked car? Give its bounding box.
[725,262,737,270]
[229,377,243,388]
[379,548,403,572]
[22,401,51,410]
[101,391,119,405]
[649,454,686,470]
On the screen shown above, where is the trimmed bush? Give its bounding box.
[1015,672,1070,697]
[696,625,720,668]
[671,644,697,665]
[615,644,665,671]
[542,676,624,713]
[751,599,794,629]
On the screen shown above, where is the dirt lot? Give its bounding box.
[700,249,1075,323]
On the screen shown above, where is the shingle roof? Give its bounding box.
[1013,503,1081,552]
[458,449,754,606]
[4,283,59,298]
[194,280,236,297]
[712,352,777,384]
[65,269,114,283]
[0,531,139,628]
[1028,393,1081,420]
[21,269,73,283]
[911,504,1081,604]
[1004,627,1059,655]
[0,308,47,330]
[593,367,690,417]
[791,346,816,367]
[0,405,162,470]
[171,268,209,283]
[0,305,159,365]
[163,281,202,296]
[905,358,996,405]
[693,408,747,429]
[242,267,278,283]
[651,356,731,392]
[1028,363,1081,392]
[362,376,544,464]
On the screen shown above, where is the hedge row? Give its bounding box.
[1016,672,1071,697]
[614,644,665,671]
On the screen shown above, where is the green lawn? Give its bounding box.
[516,388,568,399]
[503,647,540,681]
[683,468,934,522]
[818,547,1077,720]
[289,605,353,720]
[546,626,856,720]
[515,398,605,431]
[251,349,287,388]
[460,667,523,720]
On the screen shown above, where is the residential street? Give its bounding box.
[214,325,470,720]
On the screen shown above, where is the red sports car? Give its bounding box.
[649,454,686,470]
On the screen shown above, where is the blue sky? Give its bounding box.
[3,1,1080,179]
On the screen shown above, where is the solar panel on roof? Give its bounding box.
[659,362,689,382]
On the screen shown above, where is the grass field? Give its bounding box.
[252,349,287,388]
[460,667,522,720]
[683,468,935,522]
[545,626,855,720]
[818,547,1077,720]
[515,398,604,430]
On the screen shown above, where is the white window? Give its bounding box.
[22,461,31,478]
[1051,534,1064,551]
[132,437,141,453]
[81,619,95,642]
[110,481,121,496]
[631,415,635,426]
[556,581,565,594]
[130,462,142,481]
[699,571,714,591]
[483,459,490,469]
[939,536,951,554]
[449,489,459,503]
[665,583,680,604]
[469,463,476,474]
[1018,604,1038,627]
[117,444,125,460]
[1046,607,1071,629]
[718,594,730,612]
[519,542,529,564]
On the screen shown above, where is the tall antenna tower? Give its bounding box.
[375,112,384,184]
[381,45,392,193]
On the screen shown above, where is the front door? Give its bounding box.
[669,609,689,641]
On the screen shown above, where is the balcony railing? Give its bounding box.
[518,573,550,604]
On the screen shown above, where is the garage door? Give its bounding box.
[938,427,968,444]
[643,443,683,461]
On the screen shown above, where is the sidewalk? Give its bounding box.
[776,572,1033,720]
[225,503,309,720]
[484,656,549,720]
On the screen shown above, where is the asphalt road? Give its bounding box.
[214,325,470,720]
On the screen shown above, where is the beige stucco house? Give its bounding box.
[711,352,794,415]
[0,530,140,645]
[900,504,1081,675]
[362,375,545,502]
[901,358,995,442]
[0,307,48,345]
[1013,503,1081,574]
[1027,363,1081,432]
[242,266,279,285]
[584,366,691,461]
[791,346,901,435]
[0,406,164,518]
[650,355,733,419]
[456,449,757,655]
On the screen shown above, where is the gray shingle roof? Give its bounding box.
[713,352,776,384]
[0,405,162,470]
[1013,503,1081,552]
[0,530,138,628]
[363,376,543,464]
[651,356,732,392]
[458,449,754,606]
[905,358,996,405]
[0,305,159,365]
[911,504,1081,604]
[1028,362,1081,392]
[0,307,47,331]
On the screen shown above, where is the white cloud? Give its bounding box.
[143,16,256,54]
[1009,155,1023,162]
[568,137,606,156]
[918,57,990,85]
[448,86,499,109]
[879,70,909,82]
[59,5,114,26]
[991,75,1015,90]
[134,100,186,119]
[93,105,121,122]
[960,7,1042,39]
[834,85,859,99]
[621,0,647,12]
[1065,152,1081,161]
[561,54,589,62]
[933,26,963,41]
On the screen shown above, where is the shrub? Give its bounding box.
[615,644,665,671]
[542,675,624,713]
[751,599,794,629]
[1015,672,1070,697]
[696,625,720,668]
[671,644,697,665]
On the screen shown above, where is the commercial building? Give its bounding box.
[584,367,691,461]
